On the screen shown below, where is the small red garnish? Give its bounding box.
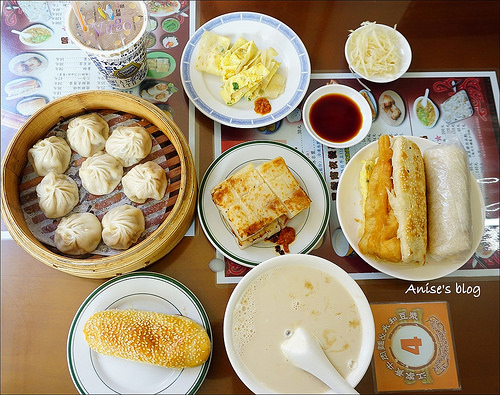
[268,226,296,254]
[254,97,272,115]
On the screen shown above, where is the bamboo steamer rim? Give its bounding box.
[1,90,197,278]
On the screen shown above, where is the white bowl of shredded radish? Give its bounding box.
[345,21,411,83]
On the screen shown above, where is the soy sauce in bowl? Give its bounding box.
[303,84,372,148]
[309,93,362,143]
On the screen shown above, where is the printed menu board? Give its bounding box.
[215,73,500,282]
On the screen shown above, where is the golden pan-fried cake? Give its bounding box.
[211,157,311,249]
[256,157,312,218]
[211,163,287,243]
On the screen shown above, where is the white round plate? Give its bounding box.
[180,12,311,128]
[198,141,330,267]
[67,272,212,394]
[337,136,485,281]
[378,90,405,126]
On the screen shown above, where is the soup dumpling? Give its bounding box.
[122,161,167,203]
[102,205,145,249]
[105,126,152,167]
[54,212,102,255]
[28,136,72,176]
[79,151,123,195]
[66,113,109,157]
[36,171,79,218]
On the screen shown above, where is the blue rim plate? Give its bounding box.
[180,12,311,128]
[67,272,212,394]
[198,141,330,267]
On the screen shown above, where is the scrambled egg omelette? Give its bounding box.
[195,31,286,105]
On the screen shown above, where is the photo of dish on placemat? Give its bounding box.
[147,51,176,78]
[9,52,48,76]
[378,90,405,126]
[198,141,329,267]
[147,1,180,16]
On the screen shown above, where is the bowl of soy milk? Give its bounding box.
[223,254,374,393]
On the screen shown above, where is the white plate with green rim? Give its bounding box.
[67,272,212,394]
[198,141,330,267]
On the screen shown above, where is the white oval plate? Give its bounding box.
[147,1,181,17]
[198,141,330,267]
[360,89,378,121]
[337,136,485,281]
[8,52,48,77]
[4,77,41,100]
[19,24,54,46]
[67,272,212,394]
[180,12,311,128]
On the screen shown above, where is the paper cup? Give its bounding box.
[65,1,148,89]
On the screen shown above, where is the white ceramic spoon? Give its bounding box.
[422,88,430,107]
[11,29,31,39]
[281,327,359,394]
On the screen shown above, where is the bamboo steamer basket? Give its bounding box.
[1,90,197,278]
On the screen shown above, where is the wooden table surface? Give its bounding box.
[2,1,499,394]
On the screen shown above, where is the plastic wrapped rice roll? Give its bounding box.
[424,142,472,259]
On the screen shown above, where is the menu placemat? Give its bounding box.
[214,72,500,283]
[371,302,460,393]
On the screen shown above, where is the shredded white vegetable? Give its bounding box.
[348,21,402,79]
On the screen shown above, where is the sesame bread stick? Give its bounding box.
[83,309,211,369]
[389,136,427,265]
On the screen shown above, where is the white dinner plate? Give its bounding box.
[337,136,485,281]
[198,141,330,267]
[67,272,212,394]
[180,12,311,128]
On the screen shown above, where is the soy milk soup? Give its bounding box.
[232,264,362,393]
